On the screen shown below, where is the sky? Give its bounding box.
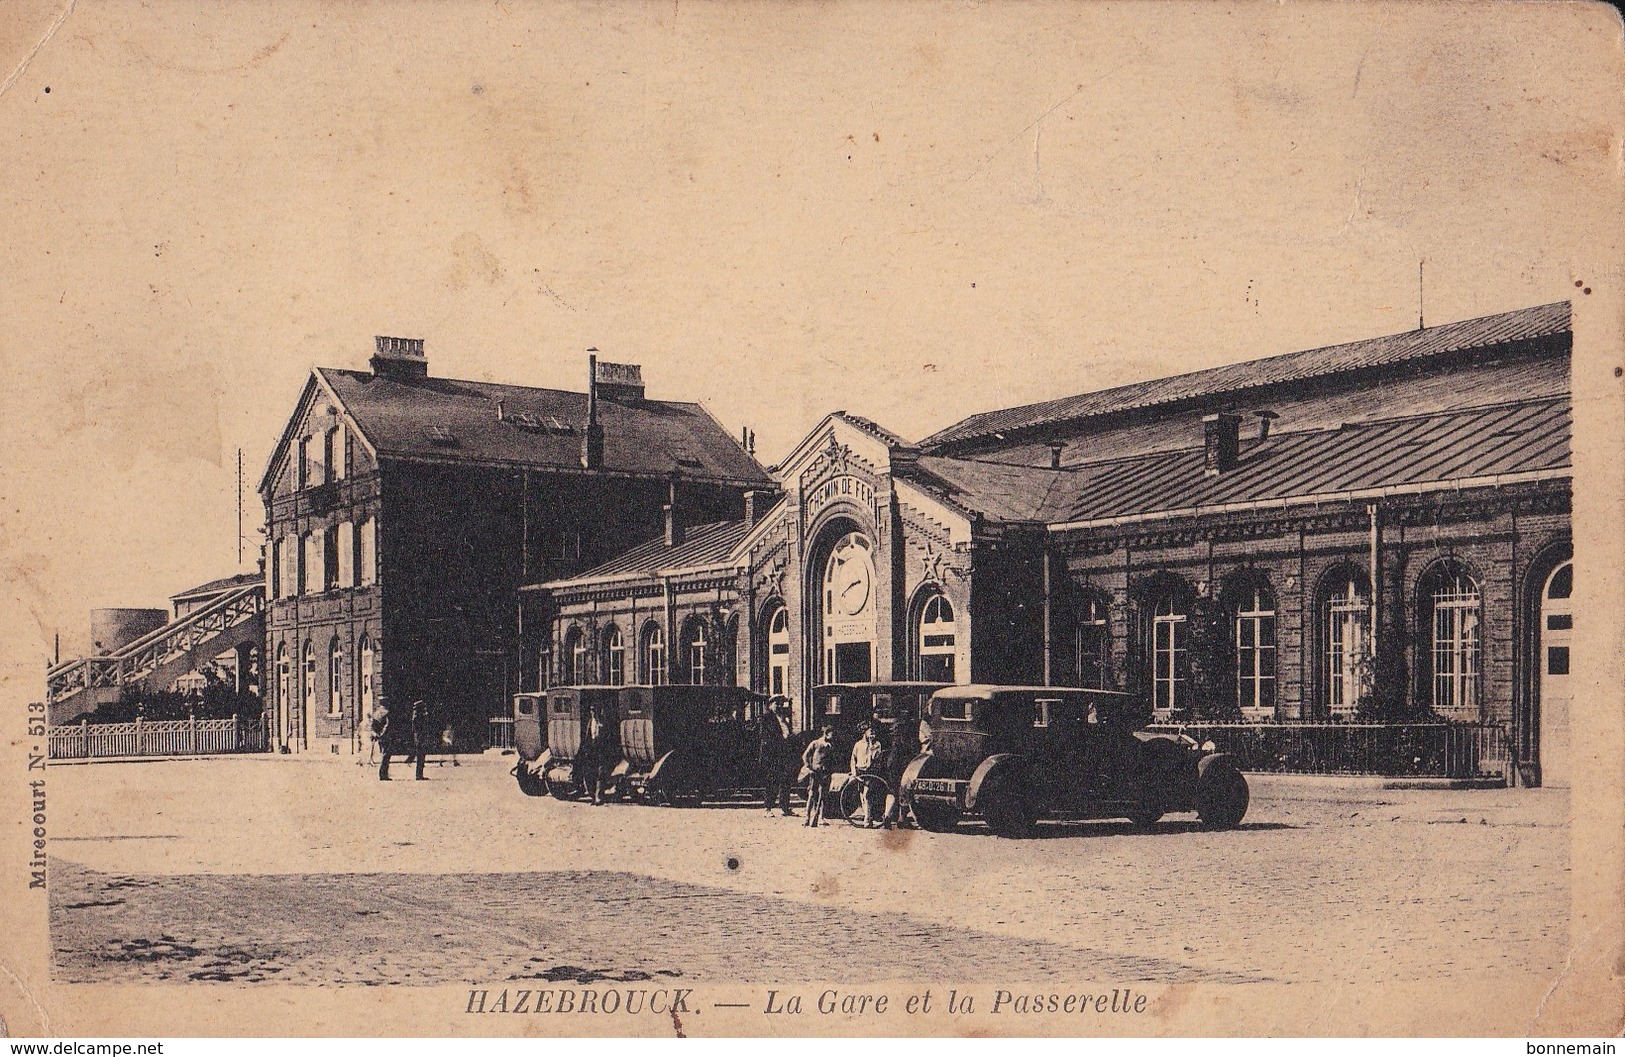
[1,0,1620,666]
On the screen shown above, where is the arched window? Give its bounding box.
[821,531,876,684]
[1322,571,1371,716]
[917,593,957,682]
[357,635,375,727]
[766,604,790,697]
[1425,565,1481,717]
[1150,595,1187,717]
[1233,584,1277,716]
[327,637,343,716]
[642,623,667,685]
[683,619,707,686]
[302,640,317,721]
[601,624,625,686]
[276,642,291,719]
[562,626,585,686]
[1074,594,1110,690]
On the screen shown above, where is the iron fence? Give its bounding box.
[48,717,269,760]
[487,715,515,751]
[1144,720,1508,780]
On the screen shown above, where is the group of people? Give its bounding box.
[369,698,457,781]
[756,697,906,828]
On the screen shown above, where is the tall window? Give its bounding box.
[357,635,374,726]
[563,627,585,685]
[276,643,290,717]
[1429,568,1481,717]
[301,533,321,594]
[323,525,340,590]
[298,436,313,489]
[302,640,317,723]
[917,593,957,682]
[336,521,355,588]
[643,623,667,685]
[684,620,707,686]
[1151,596,1187,716]
[767,605,789,697]
[1325,573,1370,716]
[1234,584,1277,715]
[325,427,345,482]
[602,625,625,686]
[1074,595,1110,690]
[327,637,343,716]
[358,518,377,586]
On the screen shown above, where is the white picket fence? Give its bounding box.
[48,717,268,760]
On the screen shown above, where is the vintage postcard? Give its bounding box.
[1,0,1621,1041]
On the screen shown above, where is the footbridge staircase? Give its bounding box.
[46,582,265,723]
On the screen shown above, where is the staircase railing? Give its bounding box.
[46,584,264,705]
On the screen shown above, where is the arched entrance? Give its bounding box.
[812,523,878,688]
[1538,561,1573,788]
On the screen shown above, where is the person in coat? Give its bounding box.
[758,697,796,816]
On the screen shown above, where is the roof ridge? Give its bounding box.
[920,301,1571,450]
[319,367,704,409]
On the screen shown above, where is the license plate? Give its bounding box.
[911,778,962,795]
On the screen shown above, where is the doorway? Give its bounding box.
[1538,562,1573,788]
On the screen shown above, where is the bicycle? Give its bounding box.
[838,771,891,828]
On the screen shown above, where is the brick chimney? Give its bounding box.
[371,336,427,382]
[744,490,762,527]
[1048,441,1066,469]
[1203,412,1242,474]
[581,351,604,470]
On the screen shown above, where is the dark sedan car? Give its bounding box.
[899,684,1250,837]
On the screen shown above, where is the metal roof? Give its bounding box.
[920,302,1571,451]
[549,520,751,585]
[317,369,772,486]
[900,397,1569,526]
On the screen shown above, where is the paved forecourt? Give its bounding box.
[48,754,1569,990]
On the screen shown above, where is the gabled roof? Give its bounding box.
[317,369,770,485]
[544,520,750,587]
[920,302,1571,451]
[170,572,263,604]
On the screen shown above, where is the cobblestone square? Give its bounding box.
[48,755,1569,993]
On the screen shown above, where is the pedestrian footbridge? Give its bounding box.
[46,582,264,724]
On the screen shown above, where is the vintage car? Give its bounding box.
[616,685,767,805]
[534,686,625,801]
[899,684,1250,837]
[511,691,550,796]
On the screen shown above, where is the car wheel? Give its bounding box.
[981,789,1036,839]
[515,763,547,798]
[1128,808,1162,830]
[1196,765,1249,830]
[909,798,961,833]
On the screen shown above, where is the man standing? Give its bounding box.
[758,697,796,816]
[801,723,836,827]
[378,698,429,781]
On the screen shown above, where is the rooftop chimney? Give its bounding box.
[581,351,604,470]
[593,359,645,403]
[1204,412,1242,474]
[744,490,762,527]
[1048,441,1066,469]
[371,336,427,382]
[1254,410,1279,443]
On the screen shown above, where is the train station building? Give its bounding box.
[258,339,771,756]
[532,302,1574,786]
